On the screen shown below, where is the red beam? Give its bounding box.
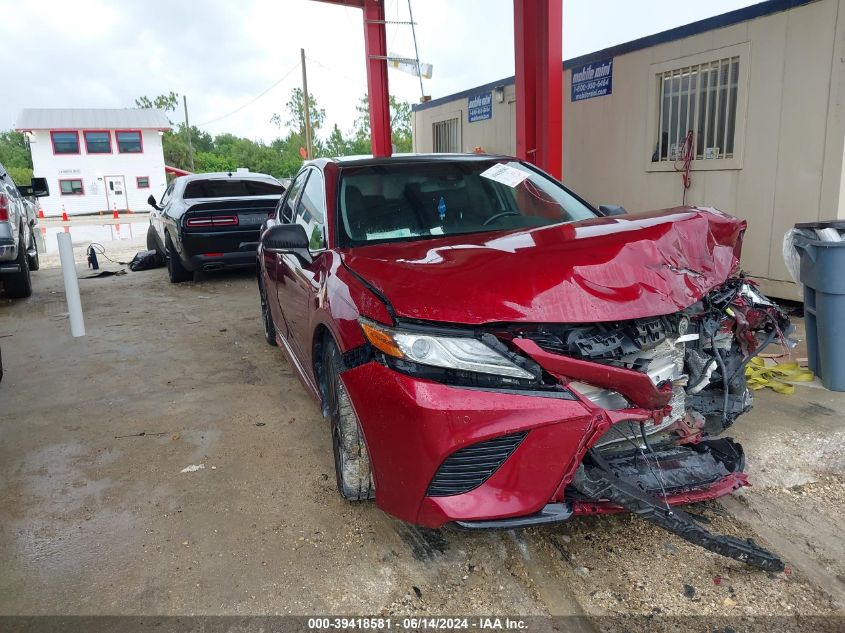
[514,0,562,179]
[362,0,392,157]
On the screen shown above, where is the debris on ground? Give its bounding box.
[180,464,205,473]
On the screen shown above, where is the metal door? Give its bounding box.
[104,175,128,212]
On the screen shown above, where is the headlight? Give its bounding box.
[359,318,535,380]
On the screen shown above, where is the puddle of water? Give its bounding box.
[39,223,144,253]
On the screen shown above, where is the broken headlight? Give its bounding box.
[359,318,536,380]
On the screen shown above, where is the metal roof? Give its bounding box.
[15,108,172,131]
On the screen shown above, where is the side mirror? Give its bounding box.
[262,223,311,263]
[147,194,160,210]
[18,177,49,198]
[599,204,627,217]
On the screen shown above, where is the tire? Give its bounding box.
[27,229,39,271]
[165,234,193,283]
[323,340,375,501]
[146,225,164,263]
[3,235,32,299]
[259,272,277,346]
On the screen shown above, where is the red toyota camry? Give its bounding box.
[257,154,790,570]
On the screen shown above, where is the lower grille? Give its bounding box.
[426,432,528,497]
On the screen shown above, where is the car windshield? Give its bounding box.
[337,159,598,246]
[184,179,285,199]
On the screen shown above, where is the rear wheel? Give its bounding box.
[259,273,277,346]
[3,235,32,299]
[165,234,193,283]
[323,340,375,501]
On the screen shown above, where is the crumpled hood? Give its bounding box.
[340,207,746,324]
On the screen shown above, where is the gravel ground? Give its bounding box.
[0,231,843,630]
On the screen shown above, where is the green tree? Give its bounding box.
[271,88,326,138]
[0,131,34,185]
[135,92,180,112]
[352,94,413,153]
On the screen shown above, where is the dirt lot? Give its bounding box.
[1,218,843,629]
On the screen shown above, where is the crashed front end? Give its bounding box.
[342,276,791,569]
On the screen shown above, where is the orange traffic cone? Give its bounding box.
[112,203,119,219]
[62,211,69,222]
[37,208,45,219]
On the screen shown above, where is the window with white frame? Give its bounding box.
[652,56,740,163]
[433,118,460,153]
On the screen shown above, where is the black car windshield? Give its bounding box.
[337,159,597,246]
[184,179,285,199]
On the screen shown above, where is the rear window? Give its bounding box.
[337,159,597,246]
[184,179,285,199]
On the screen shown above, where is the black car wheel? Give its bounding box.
[165,234,193,284]
[146,225,164,264]
[259,273,277,346]
[3,235,32,298]
[323,340,375,501]
[27,230,39,271]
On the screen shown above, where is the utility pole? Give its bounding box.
[407,0,425,101]
[183,95,195,172]
[300,48,313,160]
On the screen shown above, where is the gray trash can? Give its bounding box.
[793,220,845,391]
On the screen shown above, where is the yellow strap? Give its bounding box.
[744,357,814,394]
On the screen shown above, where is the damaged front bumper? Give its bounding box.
[341,277,791,569]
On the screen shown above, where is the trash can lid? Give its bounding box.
[795,219,845,230]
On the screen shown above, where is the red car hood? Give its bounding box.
[340,207,746,324]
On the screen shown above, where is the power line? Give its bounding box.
[195,61,301,127]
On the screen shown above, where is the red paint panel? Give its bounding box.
[340,207,746,325]
[340,362,592,526]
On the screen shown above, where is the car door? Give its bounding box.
[276,167,327,361]
[267,170,308,341]
[152,181,175,243]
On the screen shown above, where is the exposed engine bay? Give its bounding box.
[509,277,794,571]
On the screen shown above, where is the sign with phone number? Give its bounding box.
[570,57,613,102]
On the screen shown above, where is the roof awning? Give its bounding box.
[165,165,193,177]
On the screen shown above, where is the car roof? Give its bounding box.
[310,153,516,168]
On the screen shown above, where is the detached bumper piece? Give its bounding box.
[573,439,784,572]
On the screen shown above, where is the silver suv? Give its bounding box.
[0,163,48,298]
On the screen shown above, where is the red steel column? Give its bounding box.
[514,0,562,179]
[363,0,392,157]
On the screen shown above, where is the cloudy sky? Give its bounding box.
[1,0,761,143]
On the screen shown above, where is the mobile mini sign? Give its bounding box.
[570,58,613,102]
[467,91,493,122]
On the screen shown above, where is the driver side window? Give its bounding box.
[280,171,308,223]
[295,169,327,251]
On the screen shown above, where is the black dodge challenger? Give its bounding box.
[147,171,286,283]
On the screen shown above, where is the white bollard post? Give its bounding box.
[57,232,86,337]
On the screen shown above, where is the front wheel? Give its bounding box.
[323,340,375,501]
[258,272,277,346]
[27,229,39,271]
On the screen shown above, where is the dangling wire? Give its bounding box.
[675,130,695,205]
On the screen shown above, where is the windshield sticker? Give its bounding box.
[366,228,413,240]
[438,196,447,220]
[480,163,530,188]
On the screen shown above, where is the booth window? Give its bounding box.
[83,130,111,154]
[433,118,460,153]
[51,131,79,154]
[136,176,150,188]
[653,56,739,163]
[116,130,143,153]
[59,179,84,195]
